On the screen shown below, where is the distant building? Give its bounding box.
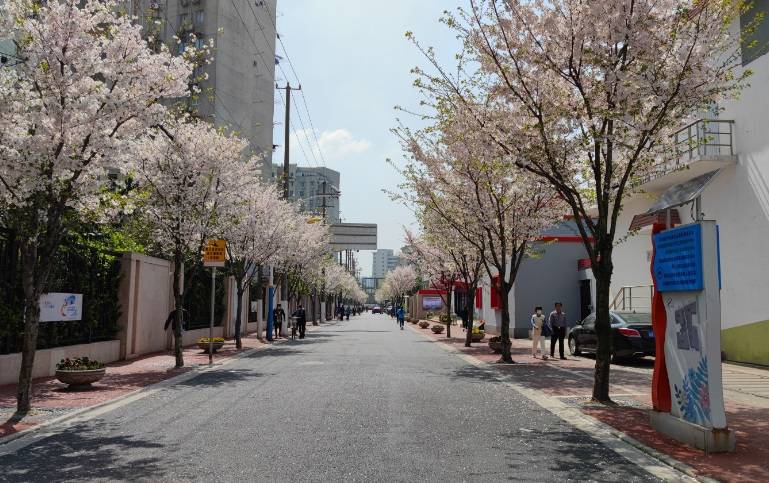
[360,277,383,304]
[270,164,340,223]
[127,0,277,174]
[372,249,401,279]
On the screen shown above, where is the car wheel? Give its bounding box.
[569,336,581,356]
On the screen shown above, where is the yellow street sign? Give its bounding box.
[203,239,227,267]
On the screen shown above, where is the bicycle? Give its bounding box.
[288,316,298,340]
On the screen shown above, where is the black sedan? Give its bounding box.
[568,311,655,361]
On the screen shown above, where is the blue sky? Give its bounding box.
[271,1,464,277]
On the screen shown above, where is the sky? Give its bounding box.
[271,1,464,277]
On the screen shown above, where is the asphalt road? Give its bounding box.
[0,314,660,482]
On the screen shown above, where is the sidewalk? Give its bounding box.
[409,321,769,483]
[0,323,327,440]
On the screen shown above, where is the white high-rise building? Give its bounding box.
[372,249,401,279]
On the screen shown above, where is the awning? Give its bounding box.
[629,209,681,231]
[645,169,721,215]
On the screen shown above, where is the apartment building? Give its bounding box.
[269,163,341,223]
[127,0,277,173]
[372,249,401,279]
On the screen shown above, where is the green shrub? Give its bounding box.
[56,357,104,370]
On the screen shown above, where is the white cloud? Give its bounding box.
[288,128,371,164]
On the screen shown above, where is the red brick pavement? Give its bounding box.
[409,321,769,483]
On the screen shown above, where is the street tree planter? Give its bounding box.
[198,337,225,353]
[471,331,486,343]
[55,357,106,390]
[418,320,430,329]
[431,324,445,334]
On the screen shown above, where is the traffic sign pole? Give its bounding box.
[209,266,216,365]
[202,239,226,365]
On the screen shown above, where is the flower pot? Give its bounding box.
[431,325,445,334]
[470,332,486,343]
[55,368,106,390]
[418,320,430,329]
[198,341,224,353]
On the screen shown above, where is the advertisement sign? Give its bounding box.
[653,224,703,292]
[422,296,442,311]
[203,239,227,267]
[654,222,726,430]
[39,293,83,322]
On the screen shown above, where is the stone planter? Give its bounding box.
[470,332,486,343]
[418,320,430,329]
[488,339,502,353]
[431,325,445,334]
[55,368,106,390]
[198,341,224,353]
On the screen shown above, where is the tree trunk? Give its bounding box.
[464,288,475,348]
[592,261,613,402]
[498,282,514,363]
[172,247,184,368]
[16,241,43,414]
[445,288,452,338]
[234,278,244,350]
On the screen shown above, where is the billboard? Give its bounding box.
[330,223,377,251]
[422,296,443,311]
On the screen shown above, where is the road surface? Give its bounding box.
[0,313,659,482]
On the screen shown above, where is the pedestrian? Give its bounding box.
[345,306,350,320]
[548,302,568,360]
[292,304,307,339]
[530,306,549,360]
[273,304,285,339]
[396,306,405,330]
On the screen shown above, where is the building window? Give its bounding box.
[741,0,769,65]
[194,10,205,26]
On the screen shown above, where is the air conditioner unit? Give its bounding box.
[149,2,161,9]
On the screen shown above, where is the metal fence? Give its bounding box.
[0,229,123,355]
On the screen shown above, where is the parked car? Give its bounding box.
[372,306,382,314]
[568,311,655,361]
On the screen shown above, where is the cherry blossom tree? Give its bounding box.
[133,117,252,367]
[380,265,419,308]
[411,0,748,400]
[0,0,192,412]
[395,112,564,363]
[221,182,295,349]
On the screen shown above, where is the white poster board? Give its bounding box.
[39,293,83,322]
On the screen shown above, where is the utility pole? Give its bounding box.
[271,83,299,340]
[321,180,327,221]
[277,83,301,200]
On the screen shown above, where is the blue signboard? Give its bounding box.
[653,224,703,292]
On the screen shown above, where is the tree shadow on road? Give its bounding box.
[0,421,168,482]
[173,368,265,389]
[450,367,503,384]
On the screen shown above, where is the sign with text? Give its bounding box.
[203,239,226,267]
[39,293,83,322]
[653,223,703,292]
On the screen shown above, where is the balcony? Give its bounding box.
[641,119,736,191]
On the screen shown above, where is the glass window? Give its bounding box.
[179,13,189,26]
[194,10,205,25]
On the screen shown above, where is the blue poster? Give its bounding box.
[653,224,703,292]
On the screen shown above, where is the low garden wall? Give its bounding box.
[0,340,120,385]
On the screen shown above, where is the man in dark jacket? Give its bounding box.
[293,305,307,339]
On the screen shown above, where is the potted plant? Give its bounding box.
[431,324,445,334]
[198,337,225,353]
[488,336,502,353]
[55,357,106,390]
[418,320,430,329]
[439,314,453,325]
[470,328,486,342]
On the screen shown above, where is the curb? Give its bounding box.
[406,325,717,483]
[0,335,284,451]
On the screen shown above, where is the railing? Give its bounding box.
[644,119,735,184]
[611,285,653,312]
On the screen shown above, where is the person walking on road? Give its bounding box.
[548,302,568,360]
[273,304,286,339]
[396,306,405,330]
[531,306,549,360]
[293,305,307,339]
[345,306,350,321]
